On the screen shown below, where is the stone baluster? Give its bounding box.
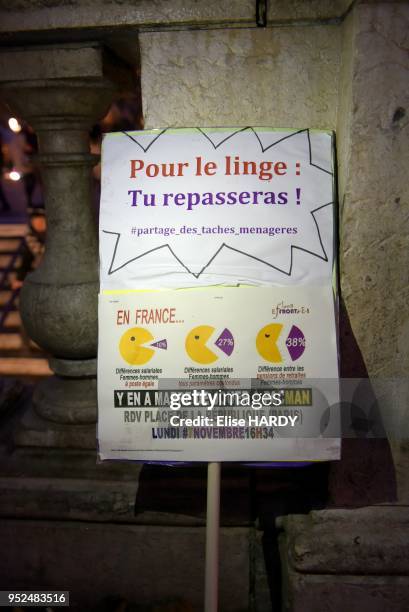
[0,43,124,447]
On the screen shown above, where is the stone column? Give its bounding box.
[0,44,119,446]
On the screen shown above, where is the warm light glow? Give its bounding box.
[9,170,21,181]
[8,117,21,133]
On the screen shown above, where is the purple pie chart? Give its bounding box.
[214,328,235,357]
[286,325,306,361]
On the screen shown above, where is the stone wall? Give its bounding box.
[337,2,409,378]
[140,1,409,382]
[141,26,340,129]
[336,2,409,504]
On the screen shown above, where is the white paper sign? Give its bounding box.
[98,127,339,462]
[100,128,335,289]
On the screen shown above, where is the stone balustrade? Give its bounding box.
[0,43,133,445]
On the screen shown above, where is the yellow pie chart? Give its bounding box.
[256,323,283,363]
[119,327,155,365]
[185,325,218,365]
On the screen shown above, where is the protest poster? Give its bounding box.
[98,127,339,461]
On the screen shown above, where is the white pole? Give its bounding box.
[204,461,221,612]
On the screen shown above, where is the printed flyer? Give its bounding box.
[98,285,339,461]
[98,127,339,462]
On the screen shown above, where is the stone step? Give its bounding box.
[0,224,27,238]
[0,290,16,306]
[0,333,24,350]
[0,357,51,377]
[0,238,21,252]
[0,333,42,353]
[2,311,22,328]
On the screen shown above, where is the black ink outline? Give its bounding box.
[197,126,251,149]
[122,128,168,152]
